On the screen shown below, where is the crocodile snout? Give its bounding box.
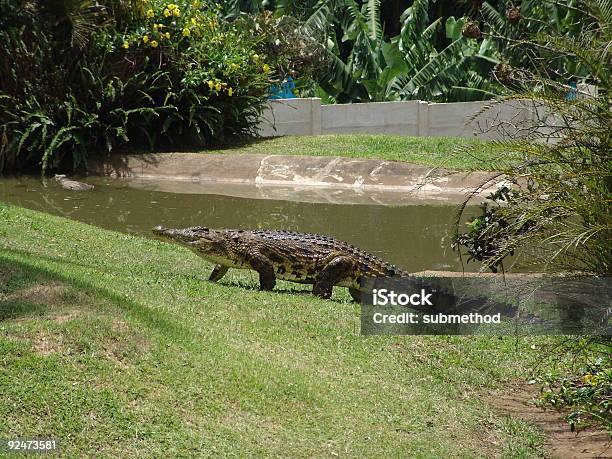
[152,225,166,236]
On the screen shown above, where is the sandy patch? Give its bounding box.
[488,383,610,459]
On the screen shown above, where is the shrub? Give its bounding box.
[534,338,611,432]
[0,0,285,173]
[540,357,611,432]
[451,1,611,431]
[240,11,328,96]
[452,0,611,275]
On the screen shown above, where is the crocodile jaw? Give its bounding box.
[152,225,204,244]
[152,225,238,266]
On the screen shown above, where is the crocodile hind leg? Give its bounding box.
[349,287,362,302]
[313,256,354,299]
[248,253,276,291]
[209,264,228,282]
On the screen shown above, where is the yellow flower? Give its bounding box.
[191,17,197,25]
[215,82,222,91]
[207,80,214,90]
[165,32,171,39]
[146,9,154,18]
[163,8,170,17]
[150,40,158,48]
[251,53,260,61]
[262,63,271,73]
[228,87,233,96]
[582,374,597,385]
[123,41,130,49]
[230,63,239,71]
[142,35,149,43]
[153,23,159,30]
[173,8,180,16]
[182,27,191,37]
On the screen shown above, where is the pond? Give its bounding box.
[0,176,480,273]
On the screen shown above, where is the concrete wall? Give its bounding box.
[321,100,421,135]
[256,98,538,139]
[257,98,321,137]
[428,99,538,139]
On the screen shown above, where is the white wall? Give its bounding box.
[256,98,539,139]
[321,100,420,135]
[257,98,321,137]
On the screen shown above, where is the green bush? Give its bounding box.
[222,1,599,103]
[451,1,611,431]
[0,0,286,173]
[535,338,611,432]
[452,0,611,276]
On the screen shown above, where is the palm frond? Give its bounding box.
[68,0,109,48]
[392,39,465,98]
[480,1,508,34]
[399,0,430,42]
[365,0,382,41]
[305,0,338,34]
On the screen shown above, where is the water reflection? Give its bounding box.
[0,176,478,272]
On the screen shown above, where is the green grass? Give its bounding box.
[0,202,554,457]
[204,135,513,171]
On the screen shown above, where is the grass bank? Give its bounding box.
[204,135,513,171]
[1,203,554,457]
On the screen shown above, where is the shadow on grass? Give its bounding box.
[219,278,352,304]
[0,252,194,342]
[108,134,275,157]
[0,301,47,320]
[203,136,282,152]
[1,260,48,319]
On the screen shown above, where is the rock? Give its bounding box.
[54,174,94,191]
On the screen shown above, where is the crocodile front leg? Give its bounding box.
[248,252,276,291]
[313,256,355,299]
[209,264,228,282]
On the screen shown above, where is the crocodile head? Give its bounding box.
[152,225,229,259]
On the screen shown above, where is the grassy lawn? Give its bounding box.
[0,202,554,457]
[205,135,514,171]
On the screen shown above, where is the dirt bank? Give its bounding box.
[488,383,611,458]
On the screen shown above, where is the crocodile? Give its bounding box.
[152,226,410,300]
[54,174,94,191]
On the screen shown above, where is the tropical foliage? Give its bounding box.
[1,0,604,172]
[222,0,602,103]
[0,0,294,173]
[277,0,502,102]
[298,0,494,102]
[478,0,597,81]
[451,0,611,432]
[453,0,611,276]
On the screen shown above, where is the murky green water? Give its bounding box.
[0,176,479,272]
